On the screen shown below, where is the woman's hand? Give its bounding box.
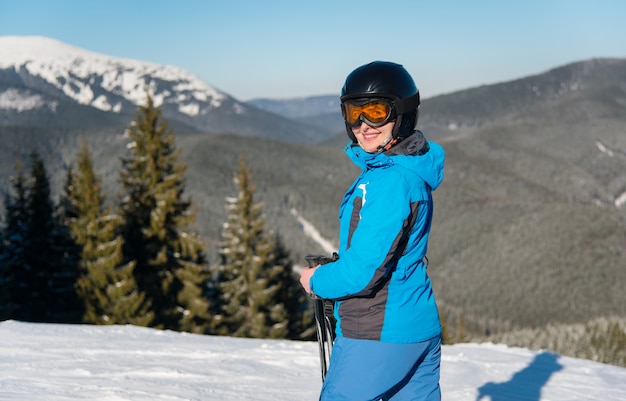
[299,265,319,294]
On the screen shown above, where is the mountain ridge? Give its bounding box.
[0,35,330,144]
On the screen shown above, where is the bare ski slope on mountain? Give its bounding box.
[1,321,625,400]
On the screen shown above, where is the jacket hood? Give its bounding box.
[345,130,445,190]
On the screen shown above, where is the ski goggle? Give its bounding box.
[341,98,396,128]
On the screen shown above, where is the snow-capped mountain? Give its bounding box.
[0,36,324,143]
[0,35,225,114]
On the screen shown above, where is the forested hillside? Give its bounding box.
[1,57,625,366]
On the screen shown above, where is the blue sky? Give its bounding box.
[1,0,625,101]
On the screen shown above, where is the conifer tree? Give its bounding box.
[0,248,9,321]
[0,161,28,321]
[210,157,307,339]
[6,152,82,322]
[118,95,210,333]
[51,181,84,323]
[19,152,55,321]
[0,225,10,320]
[62,138,153,326]
[272,235,315,340]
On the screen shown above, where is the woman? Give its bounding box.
[300,61,445,401]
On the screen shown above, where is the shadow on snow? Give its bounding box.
[476,352,563,401]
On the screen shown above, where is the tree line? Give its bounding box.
[0,96,313,340]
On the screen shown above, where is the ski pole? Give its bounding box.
[305,253,338,381]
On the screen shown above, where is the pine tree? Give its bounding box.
[62,138,153,326]
[210,157,307,339]
[7,152,82,322]
[0,161,28,321]
[17,152,54,321]
[51,178,84,323]
[0,224,10,320]
[118,95,211,333]
[272,235,315,340]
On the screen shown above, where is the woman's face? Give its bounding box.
[351,121,395,153]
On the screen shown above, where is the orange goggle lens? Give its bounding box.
[342,100,393,127]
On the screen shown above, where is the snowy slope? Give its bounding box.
[1,320,625,400]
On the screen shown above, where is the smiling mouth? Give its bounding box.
[361,132,380,140]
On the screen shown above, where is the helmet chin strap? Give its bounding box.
[376,136,398,153]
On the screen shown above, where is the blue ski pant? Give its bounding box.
[319,335,441,401]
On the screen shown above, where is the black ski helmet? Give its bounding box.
[340,61,420,143]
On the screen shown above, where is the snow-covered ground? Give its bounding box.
[1,320,625,400]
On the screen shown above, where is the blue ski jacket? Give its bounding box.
[310,131,445,343]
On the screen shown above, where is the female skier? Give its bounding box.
[300,61,445,401]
